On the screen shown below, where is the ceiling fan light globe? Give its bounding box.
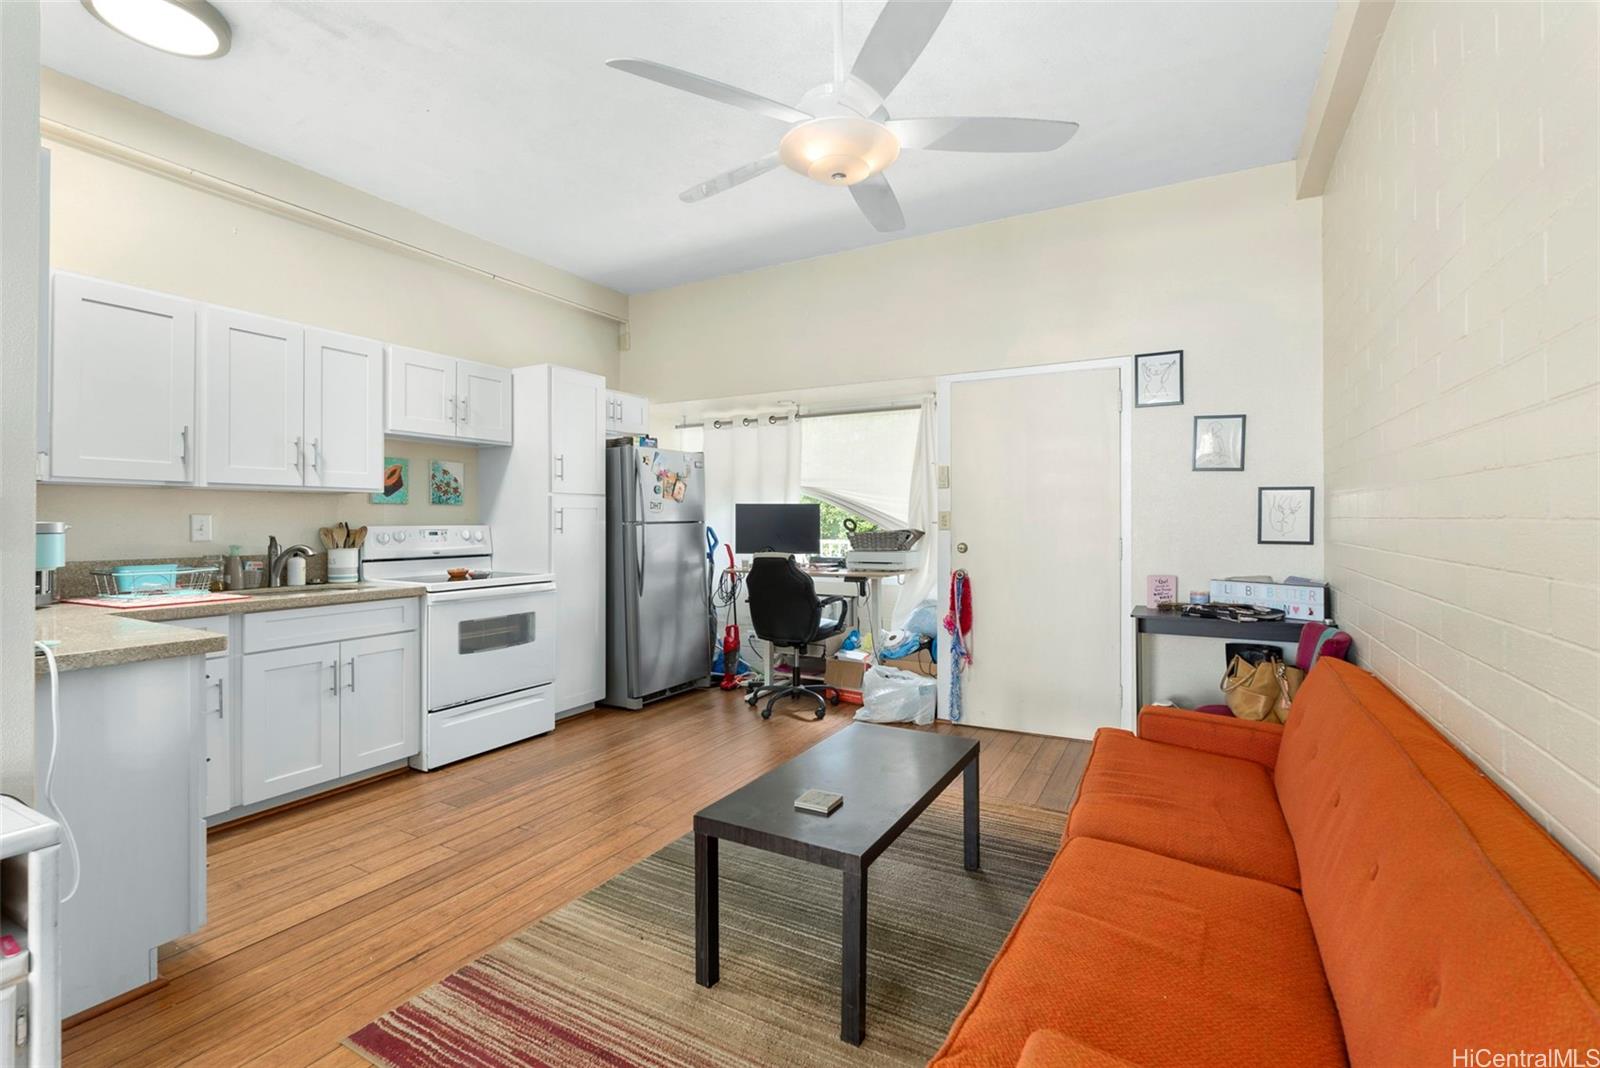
[779,117,900,187]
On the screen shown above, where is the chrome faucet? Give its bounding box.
[266,538,315,587]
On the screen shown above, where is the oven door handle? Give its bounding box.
[426,585,553,605]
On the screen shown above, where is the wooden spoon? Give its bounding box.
[352,526,368,548]
[319,527,336,550]
[333,522,349,549]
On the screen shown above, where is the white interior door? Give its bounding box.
[306,328,384,491]
[942,362,1129,738]
[204,308,305,487]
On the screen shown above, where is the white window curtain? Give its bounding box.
[701,415,801,554]
[892,397,939,628]
[799,408,921,528]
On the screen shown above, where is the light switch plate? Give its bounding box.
[938,510,951,530]
[937,465,950,489]
[189,514,214,542]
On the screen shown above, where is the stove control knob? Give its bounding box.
[473,531,486,543]
[375,532,390,545]
[394,531,407,543]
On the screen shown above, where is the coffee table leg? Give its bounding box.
[841,866,867,1045]
[964,758,981,871]
[695,832,719,987]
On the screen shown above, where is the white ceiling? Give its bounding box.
[41,0,1335,295]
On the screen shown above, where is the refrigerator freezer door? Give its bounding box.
[624,446,705,524]
[623,520,710,698]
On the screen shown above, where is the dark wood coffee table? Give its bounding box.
[693,723,980,1045]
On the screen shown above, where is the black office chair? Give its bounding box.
[744,555,850,720]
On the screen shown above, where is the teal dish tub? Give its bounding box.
[113,564,178,593]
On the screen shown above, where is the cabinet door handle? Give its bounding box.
[555,507,564,534]
[209,674,225,717]
[555,454,565,481]
[310,438,321,472]
[460,398,469,425]
[347,657,356,693]
[179,424,190,470]
[329,660,340,695]
[293,437,304,473]
[448,395,458,423]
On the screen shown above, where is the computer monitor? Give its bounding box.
[735,503,821,555]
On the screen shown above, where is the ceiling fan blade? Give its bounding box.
[886,116,1080,153]
[849,172,906,233]
[606,59,811,124]
[850,0,953,101]
[680,154,782,203]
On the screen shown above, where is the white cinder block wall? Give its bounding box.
[1323,1,1599,868]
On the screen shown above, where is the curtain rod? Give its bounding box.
[677,400,927,430]
[40,117,628,326]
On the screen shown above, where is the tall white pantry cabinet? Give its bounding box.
[478,365,607,716]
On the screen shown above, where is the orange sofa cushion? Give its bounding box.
[1275,659,1600,1064]
[1136,705,1284,769]
[1014,1031,1140,1068]
[929,836,1346,1068]
[1066,728,1300,888]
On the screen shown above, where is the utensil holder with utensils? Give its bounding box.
[327,548,360,584]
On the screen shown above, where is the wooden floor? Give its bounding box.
[63,689,1090,1067]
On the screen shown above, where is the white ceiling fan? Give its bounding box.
[606,0,1079,233]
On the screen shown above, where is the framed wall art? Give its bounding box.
[1258,486,1314,545]
[1134,350,1183,407]
[1192,414,1246,471]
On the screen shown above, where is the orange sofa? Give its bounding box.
[930,658,1600,1067]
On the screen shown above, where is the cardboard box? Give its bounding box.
[879,654,935,678]
[824,654,868,692]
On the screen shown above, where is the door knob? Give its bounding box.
[956,542,968,554]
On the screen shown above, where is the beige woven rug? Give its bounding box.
[347,795,1062,1068]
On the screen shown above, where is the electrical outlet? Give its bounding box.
[938,510,951,530]
[937,465,950,489]
[189,514,214,542]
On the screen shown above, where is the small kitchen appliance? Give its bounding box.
[35,522,68,608]
[362,525,558,771]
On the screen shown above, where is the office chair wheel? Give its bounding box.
[825,688,842,706]
[813,706,826,720]
[760,706,773,720]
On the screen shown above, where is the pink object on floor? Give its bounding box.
[1,935,20,956]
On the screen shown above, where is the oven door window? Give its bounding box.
[458,611,536,655]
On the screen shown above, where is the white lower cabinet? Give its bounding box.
[202,657,231,817]
[553,494,605,711]
[240,642,343,805]
[339,631,419,776]
[238,605,421,808]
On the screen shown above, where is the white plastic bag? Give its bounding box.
[855,666,936,725]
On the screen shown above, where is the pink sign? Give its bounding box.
[1147,574,1179,606]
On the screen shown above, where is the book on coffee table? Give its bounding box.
[794,789,843,816]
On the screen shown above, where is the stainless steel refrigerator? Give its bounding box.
[605,444,711,709]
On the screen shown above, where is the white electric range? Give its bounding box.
[363,525,557,770]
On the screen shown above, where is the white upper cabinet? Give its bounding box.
[385,345,458,440]
[551,366,606,494]
[605,390,650,438]
[49,273,197,483]
[204,308,306,488]
[457,360,512,445]
[306,328,384,491]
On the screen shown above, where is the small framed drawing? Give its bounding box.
[1258,486,1314,545]
[1134,350,1183,407]
[1192,414,1246,471]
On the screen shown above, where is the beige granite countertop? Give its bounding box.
[34,583,423,675]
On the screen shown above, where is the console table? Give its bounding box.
[1131,606,1310,708]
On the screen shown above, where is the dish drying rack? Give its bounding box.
[91,565,221,600]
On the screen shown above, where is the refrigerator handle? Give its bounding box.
[633,454,646,596]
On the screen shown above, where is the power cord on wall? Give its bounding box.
[33,640,81,904]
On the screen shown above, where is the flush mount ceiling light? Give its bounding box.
[81,0,232,59]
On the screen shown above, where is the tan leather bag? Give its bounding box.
[1221,655,1305,723]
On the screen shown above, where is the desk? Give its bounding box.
[738,567,916,687]
[1130,606,1309,708]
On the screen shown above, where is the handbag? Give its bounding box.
[1221,654,1304,723]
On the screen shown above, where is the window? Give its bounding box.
[798,408,920,537]
[804,496,876,558]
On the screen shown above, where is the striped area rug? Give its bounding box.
[346,795,1062,1068]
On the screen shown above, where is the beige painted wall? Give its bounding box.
[1323,1,1599,868]
[2,2,40,800]
[626,163,1326,703]
[36,72,623,561]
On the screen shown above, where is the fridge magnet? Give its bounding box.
[1258,486,1315,545]
[1134,350,1183,407]
[1193,414,1246,471]
[429,460,465,506]
[371,457,408,505]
